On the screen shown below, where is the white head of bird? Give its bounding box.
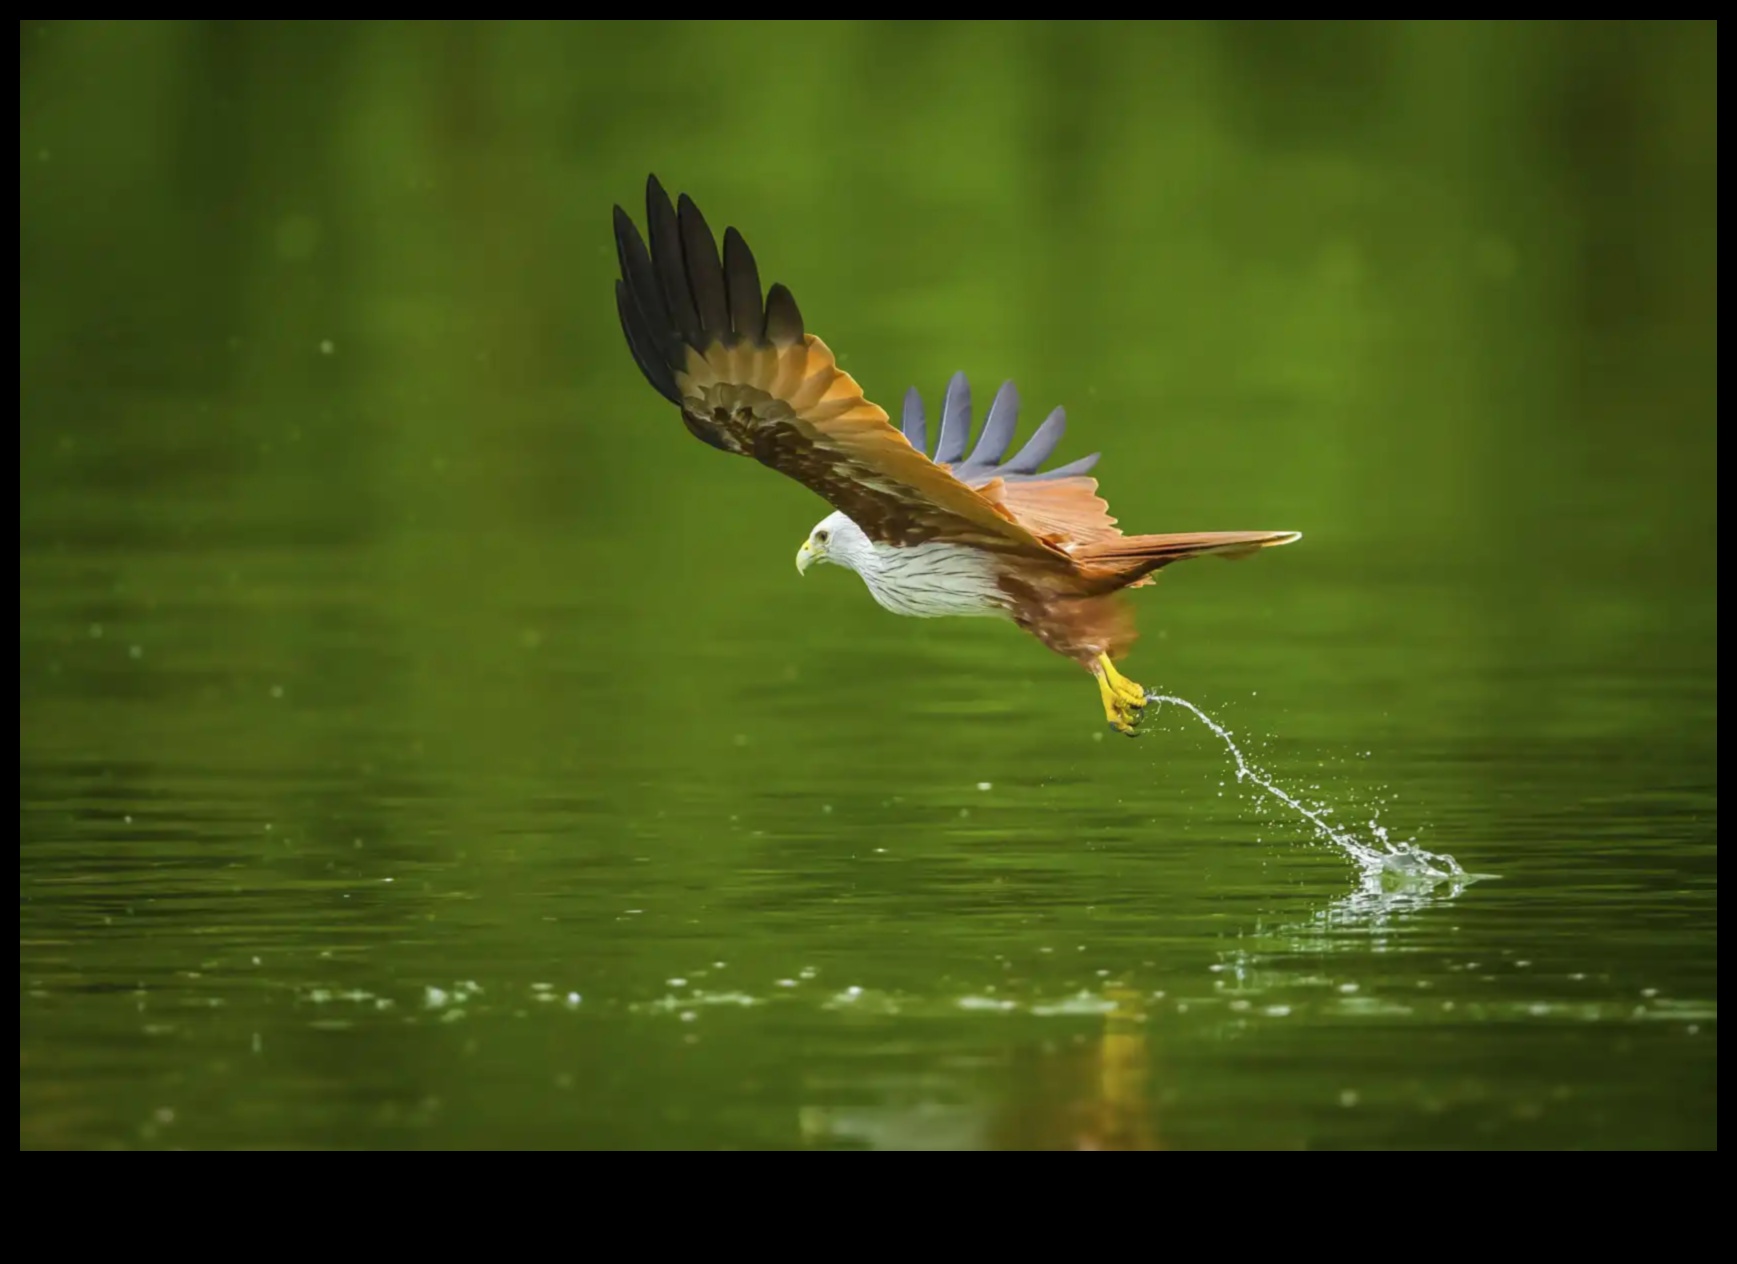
[795,511,874,577]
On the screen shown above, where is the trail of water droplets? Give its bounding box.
[1145,693,1477,893]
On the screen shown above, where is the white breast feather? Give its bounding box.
[859,541,1010,619]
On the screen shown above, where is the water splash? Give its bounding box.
[1145,692,1481,896]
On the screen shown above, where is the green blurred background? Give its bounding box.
[21,21,1716,1149]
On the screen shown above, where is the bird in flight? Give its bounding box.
[612,176,1299,735]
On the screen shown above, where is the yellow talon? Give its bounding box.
[1098,653,1149,704]
[1096,671,1129,732]
[1094,653,1150,736]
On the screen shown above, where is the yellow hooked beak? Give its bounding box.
[796,536,818,576]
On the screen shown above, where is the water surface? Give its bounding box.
[21,20,1716,1149]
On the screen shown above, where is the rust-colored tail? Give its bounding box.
[1075,530,1301,589]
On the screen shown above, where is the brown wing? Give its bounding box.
[893,374,1131,564]
[981,477,1121,548]
[1072,530,1303,589]
[613,176,1059,556]
[894,376,1300,590]
[984,475,1165,585]
[892,374,1139,576]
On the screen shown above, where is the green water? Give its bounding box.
[20,21,1716,1149]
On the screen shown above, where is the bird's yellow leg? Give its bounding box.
[1092,654,1149,736]
[1097,653,1149,707]
[1095,669,1130,732]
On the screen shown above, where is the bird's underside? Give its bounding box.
[612,175,1299,735]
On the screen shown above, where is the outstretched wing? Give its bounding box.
[901,374,1127,555]
[901,373,1100,485]
[613,176,1057,556]
[896,374,1298,587]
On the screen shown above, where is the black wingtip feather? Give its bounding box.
[646,177,701,347]
[676,192,731,340]
[722,226,765,344]
[617,176,801,401]
[764,283,804,345]
[614,204,671,336]
[616,281,681,404]
[614,201,685,402]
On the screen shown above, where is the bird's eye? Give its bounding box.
[815,530,829,544]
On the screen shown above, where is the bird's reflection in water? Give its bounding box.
[990,987,1159,1151]
[799,986,1160,1151]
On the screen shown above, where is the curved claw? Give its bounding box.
[1094,654,1151,736]
[1122,697,1153,736]
[1101,688,1150,736]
